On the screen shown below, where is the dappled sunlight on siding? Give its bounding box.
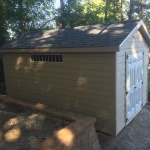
[15,55,45,73]
[15,56,24,70]
[35,103,47,109]
[77,76,87,91]
[4,52,116,135]
[34,73,40,84]
[46,85,53,91]
[24,62,34,73]
[131,43,138,58]
[34,61,45,71]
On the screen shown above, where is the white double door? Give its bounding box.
[126,52,144,121]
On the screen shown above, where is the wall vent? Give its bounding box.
[30,54,63,62]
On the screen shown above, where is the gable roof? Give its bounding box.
[0,20,150,52]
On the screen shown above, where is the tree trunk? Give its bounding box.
[113,0,117,20]
[140,0,144,19]
[120,0,124,21]
[104,0,108,22]
[19,0,24,35]
[129,0,134,20]
[60,0,65,28]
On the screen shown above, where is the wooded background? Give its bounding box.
[0,0,150,92]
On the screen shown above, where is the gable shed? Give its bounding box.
[0,20,150,136]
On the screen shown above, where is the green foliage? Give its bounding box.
[55,0,127,28]
[0,0,12,46]
[56,2,103,28]
[127,0,150,30]
[0,0,150,45]
[0,0,54,46]
[8,0,54,38]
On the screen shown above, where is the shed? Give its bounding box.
[0,20,150,136]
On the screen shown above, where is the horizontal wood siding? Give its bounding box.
[116,31,149,135]
[3,52,116,135]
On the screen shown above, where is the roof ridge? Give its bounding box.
[59,20,141,30]
[16,20,142,35]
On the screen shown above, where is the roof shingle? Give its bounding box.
[1,20,141,49]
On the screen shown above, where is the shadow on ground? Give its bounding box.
[0,101,71,150]
[97,102,150,150]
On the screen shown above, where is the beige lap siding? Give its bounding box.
[116,31,149,135]
[3,52,116,135]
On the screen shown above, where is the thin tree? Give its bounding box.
[60,0,65,28]
[120,0,124,21]
[129,0,134,20]
[104,0,109,22]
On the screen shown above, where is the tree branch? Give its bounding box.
[41,18,56,28]
[34,18,56,30]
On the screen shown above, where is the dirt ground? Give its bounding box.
[0,100,71,150]
[97,102,150,150]
[1,99,150,150]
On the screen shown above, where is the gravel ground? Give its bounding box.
[97,102,150,150]
[0,100,71,150]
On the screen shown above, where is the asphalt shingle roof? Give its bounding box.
[1,20,141,49]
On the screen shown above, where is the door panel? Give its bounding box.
[126,52,144,121]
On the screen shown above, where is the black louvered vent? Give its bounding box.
[30,55,63,62]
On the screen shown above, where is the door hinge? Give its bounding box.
[126,118,128,122]
[126,91,128,95]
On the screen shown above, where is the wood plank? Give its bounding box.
[3,52,116,136]
[96,119,115,128]
[7,81,114,97]
[116,117,125,134]
[116,99,124,109]
[116,93,125,103]
[7,88,114,105]
[116,69,125,77]
[116,87,125,100]
[5,68,113,78]
[3,53,114,64]
[64,57,113,63]
[6,78,113,91]
[7,85,113,103]
[7,89,115,114]
[116,56,125,63]
[5,72,113,84]
[117,63,125,70]
[116,81,125,90]
[116,107,125,119]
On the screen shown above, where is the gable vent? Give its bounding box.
[30,54,63,62]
